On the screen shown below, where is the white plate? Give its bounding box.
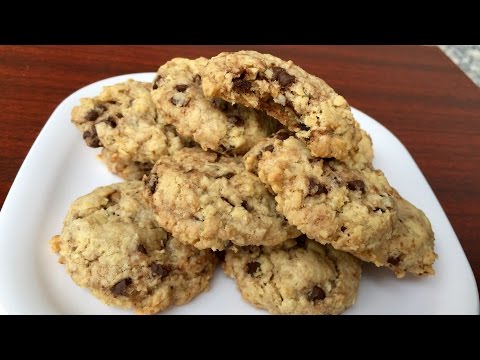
[0,73,478,315]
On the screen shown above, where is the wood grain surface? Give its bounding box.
[0,45,479,288]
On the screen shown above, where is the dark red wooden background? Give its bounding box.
[0,45,479,288]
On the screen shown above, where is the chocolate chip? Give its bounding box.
[271,67,283,79]
[256,72,267,81]
[278,72,296,88]
[296,234,308,248]
[276,131,291,140]
[271,67,296,88]
[347,180,365,193]
[152,75,162,90]
[175,84,188,92]
[223,172,235,179]
[83,128,101,148]
[137,244,147,254]
[150,263,170,278]
[308,286,326,301]
[134,161,152,173]
[228,116,244,127]
[218,144,228,153]
[107,100,117,105]
[111,278,132,296]
[232,78,251,93]
[221,196,235,207]
[104,116,117,128]
[308,180,328,196]
[164,124,178,134]
[340,226,347,232]
[263,144,274,152]
[211,98,228,111]
[106,190,121,205]
[193,74,201,84]
[215,251,226,262]
[387,256,401,266]
[298,123,310,131]
[241,201,251,211]
[308,181,317,195]
[116,113,123,118]
[85,110,99,121]
[147,174,158,193]
[246,261,260,275]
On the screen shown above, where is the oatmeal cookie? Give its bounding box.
[224,236,361,314]
[356,192,437,277]
[71,79,186,180]
[143,147,300,251]
[244,133,397,255]
[201,50,363,161]
[50,181,216,314]
[151,57,277,155]
[245,133,436,277]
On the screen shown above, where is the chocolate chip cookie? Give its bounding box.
[355,192,437,277]
[99,148,154,181]
[151,57,278,155]
[143,147,301,251]
[244,133,398,256]
[201,50,363,161]
[50,181,216,314]
[71,79,187,180]
[348,129,374,170]
[223,236,362,314]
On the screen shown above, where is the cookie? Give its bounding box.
[98,148,154,181]
[223,236,362,314]
[244,133,398,255]
[201,50,363,161]
[71,79,186,180]
[355,192,437,278]
[143,147,301,251]
[50,181,216,314]
[151,57,278,155]
[348,129,373,170]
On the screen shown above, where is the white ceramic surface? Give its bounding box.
[0,73,478,315]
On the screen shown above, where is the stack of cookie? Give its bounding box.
[50,50,437,315]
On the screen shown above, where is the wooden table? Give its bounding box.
[1,45,479,288]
